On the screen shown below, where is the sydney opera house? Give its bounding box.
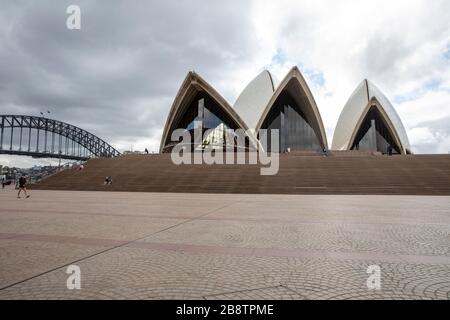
[35,66,450,196]
[160,66,411,155]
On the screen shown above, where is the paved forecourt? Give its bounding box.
[0,188,449,299]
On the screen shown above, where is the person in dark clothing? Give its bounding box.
[387,145,393,156]
[17,176,30,199]
[2,180,12,189]
[145,148,149,154]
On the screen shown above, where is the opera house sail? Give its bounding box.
[159,72,250,153]
[233,70,277,133]
[332,79,411,155]
[254,67,328,152]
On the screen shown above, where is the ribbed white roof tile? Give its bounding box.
[233,70,276,130]
[332,79,411,153]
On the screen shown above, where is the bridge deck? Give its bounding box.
[0,149,89,161]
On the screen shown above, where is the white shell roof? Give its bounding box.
[332,79,411,153]
[159,71,253,152]
[233,70,277,130]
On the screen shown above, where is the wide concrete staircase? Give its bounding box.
[32,152,450,195]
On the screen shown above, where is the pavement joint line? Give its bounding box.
[5,207,450,227]
[0,233,127,247]
[0,201,238,292]
[134,201,241,242]
[0,233,21,241]
[2,207,199,221]
[3,231,450,265]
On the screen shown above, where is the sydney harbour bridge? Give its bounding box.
[0,115,120,161]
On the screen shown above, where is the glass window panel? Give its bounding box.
[351,106,401,154]
[164,92,245,152]
[261,91,321,152]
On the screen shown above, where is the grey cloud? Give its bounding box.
[0,0,256,149]
[411,116,450,154]
[418,116,450,135]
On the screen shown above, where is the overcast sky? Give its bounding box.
[1,0,449,167]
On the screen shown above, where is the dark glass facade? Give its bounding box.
[163,92,244,152]
[259,91,322,152]
[351,106,400,154]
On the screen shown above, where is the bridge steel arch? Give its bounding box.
[0,115,120,161]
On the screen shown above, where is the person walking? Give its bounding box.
[17,175,30,199]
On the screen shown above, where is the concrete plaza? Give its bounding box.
[0,188,449,299]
